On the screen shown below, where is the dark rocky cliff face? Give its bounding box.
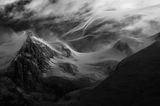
[0,33,59,105]
[7,33,55,91]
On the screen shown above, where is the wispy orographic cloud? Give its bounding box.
[24,0,160,17]
[0,0,160,70]
[0,0,19,5]
[21,0,160,36]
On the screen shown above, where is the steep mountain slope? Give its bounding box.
[0,31,118,105]
[68,40,160,106]
[6,32,91,91]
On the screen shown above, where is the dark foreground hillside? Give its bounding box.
[67,41,160,106]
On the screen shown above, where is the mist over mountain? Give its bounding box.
[0,0,160,105]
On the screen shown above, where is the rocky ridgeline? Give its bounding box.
[0,32,109,105]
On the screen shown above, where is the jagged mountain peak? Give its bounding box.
[4,32,96,93]
[7,33,55,90]
[0,32,85,104]
[6,33,75,82]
